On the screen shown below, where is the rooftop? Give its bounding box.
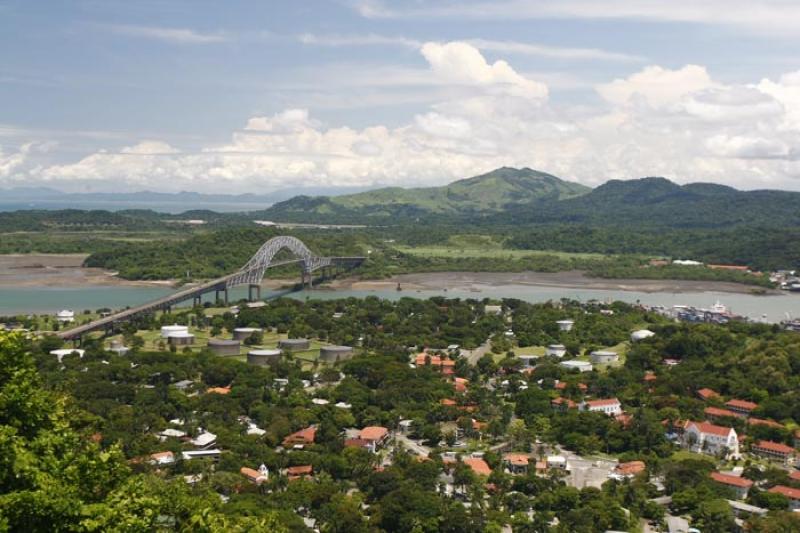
[710,471,753,488]
[463,457,492,476]
[359,426,389,441]
[753,440,795,455]
[687,421,734,438]
[768,485,800,500]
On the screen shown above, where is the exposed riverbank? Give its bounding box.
[322,271,781,296]
[0,255,779,296]
[0,254,177,288]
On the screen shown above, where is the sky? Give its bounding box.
[2,0,800,193]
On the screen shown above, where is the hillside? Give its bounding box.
[263,169,800,229]
[262,167,590,220]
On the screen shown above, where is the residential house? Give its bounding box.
[283,426,317,448]
[415,353,456,376]
[191,430,217,450]
[704,406,739,421]
[747,417,784,429]
[149,451,176,466]
[581,398,622,416]
[710,472,753,500]
[285,465,313,481]
[206,386,231,395]
[768,486,800,510]
[613,461,645,479]
[554,381,587,393]
[463,457,492,477]
[697,388,720,401]
[358,426,390,452]
[751,440,795,465]
[682,421,739,458]
[551,397,577,412]
[725,399,758,417]
[240,464,269,485]
[503,453,530,475]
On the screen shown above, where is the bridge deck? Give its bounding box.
[56,255,364,340]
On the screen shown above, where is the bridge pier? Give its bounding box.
[215,289,229,305]
[248,284,261,302]
[193,295,201,307]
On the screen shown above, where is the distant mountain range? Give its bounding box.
[261,167,800,228]
[0,186,374,213]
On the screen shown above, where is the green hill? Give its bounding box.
[262,167,590,220]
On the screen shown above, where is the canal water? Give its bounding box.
[2,283,799,323]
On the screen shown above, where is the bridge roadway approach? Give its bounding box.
[56,236,364,341]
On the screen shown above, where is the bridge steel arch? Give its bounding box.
[225,235,332,288]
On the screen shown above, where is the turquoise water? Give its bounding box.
[3,282,798,323]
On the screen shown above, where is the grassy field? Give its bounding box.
[394,244,609,260]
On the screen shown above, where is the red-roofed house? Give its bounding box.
[725,399,758,417]
[580,398,622,416]
[697,388,720,401]
[768,485,800,510]
[241,464,269,485]
[555,381,587,392]
[704,406,739,421]
[463,457,492,477]
[710,472,753,499]
[751,440,796,465]
[344,438,372,450]
[359,426,390,452]
[282,426,317,448]
[643,371,657,382]
[206,386,231,395]
[614,461,645,478]
[790,470,800,482]
[551,397,577,412]
[454,377,469,393]
[285,464,313,481]
[503,453,530,474]
[415,353,456,376]
[683,421,739,458]
[747,417,784,429]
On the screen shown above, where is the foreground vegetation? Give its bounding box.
[2,297,800,531]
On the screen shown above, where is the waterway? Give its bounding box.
[2,281,799,323]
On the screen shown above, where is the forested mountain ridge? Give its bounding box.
[261,167,590,220]
[261,169,800,229]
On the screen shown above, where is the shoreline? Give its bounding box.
[321,271,781,296]
[0,254,779,296]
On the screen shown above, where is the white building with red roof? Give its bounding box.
[682,421,739,458]
[725,399,758,417]
[580,398,622,416]
[768,485,800,511]
[751,440,795,465]
[710,471,753,499]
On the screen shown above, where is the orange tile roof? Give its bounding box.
[688,421,734,438]
[615,461,645,476]
[555,381,587,391]
[726,399,758,411]
[710,472,753,488]
[454,377,469,392]
[747,417,783,429]
[440,398,457,406]
[150,451,174,461]
[282,426,316,446]
[768,485,800,500]
[503,453,530,467]
[344,438,371,449]
[643,371,657,382]
[207,386,231,395]
[463,457,492,476]
[753,440,795,455]
[551,397,577,409]
[286,465,313,476]
[359,426,389,442]
[705,406,738,418]
[240,467,267,483]
[697,388,720,400]
[789,470,800,482]
[586,398,620,408]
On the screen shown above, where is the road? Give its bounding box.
[461,339,493,365]
[394,434,431,458]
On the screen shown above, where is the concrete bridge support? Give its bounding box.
[248,284,261,302]
[215,288,229,305]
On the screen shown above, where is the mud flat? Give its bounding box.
[0,254,176,288]
[325,270,780,295]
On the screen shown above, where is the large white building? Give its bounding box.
[580,398,622,416]
[683,421,739,458]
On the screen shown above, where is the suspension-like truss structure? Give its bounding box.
[225,235,332,287]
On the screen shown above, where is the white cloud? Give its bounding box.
[420,41,548,99]
[297,33,422,49]
[354,0,800,36]
[105,24,227,44]
[9,43,800,193]
[596,65,714,107]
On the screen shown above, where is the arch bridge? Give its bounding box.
[56,236,365,340]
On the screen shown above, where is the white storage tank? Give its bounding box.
[247,349,282,366]
[168,331,195,346]
[207,338,240,356]
[631,329,655,342]
[546,344,567,357]
[161,324,188,339]
[233,327,263,341]
[590,350,619,364]
[556,320,574,332]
